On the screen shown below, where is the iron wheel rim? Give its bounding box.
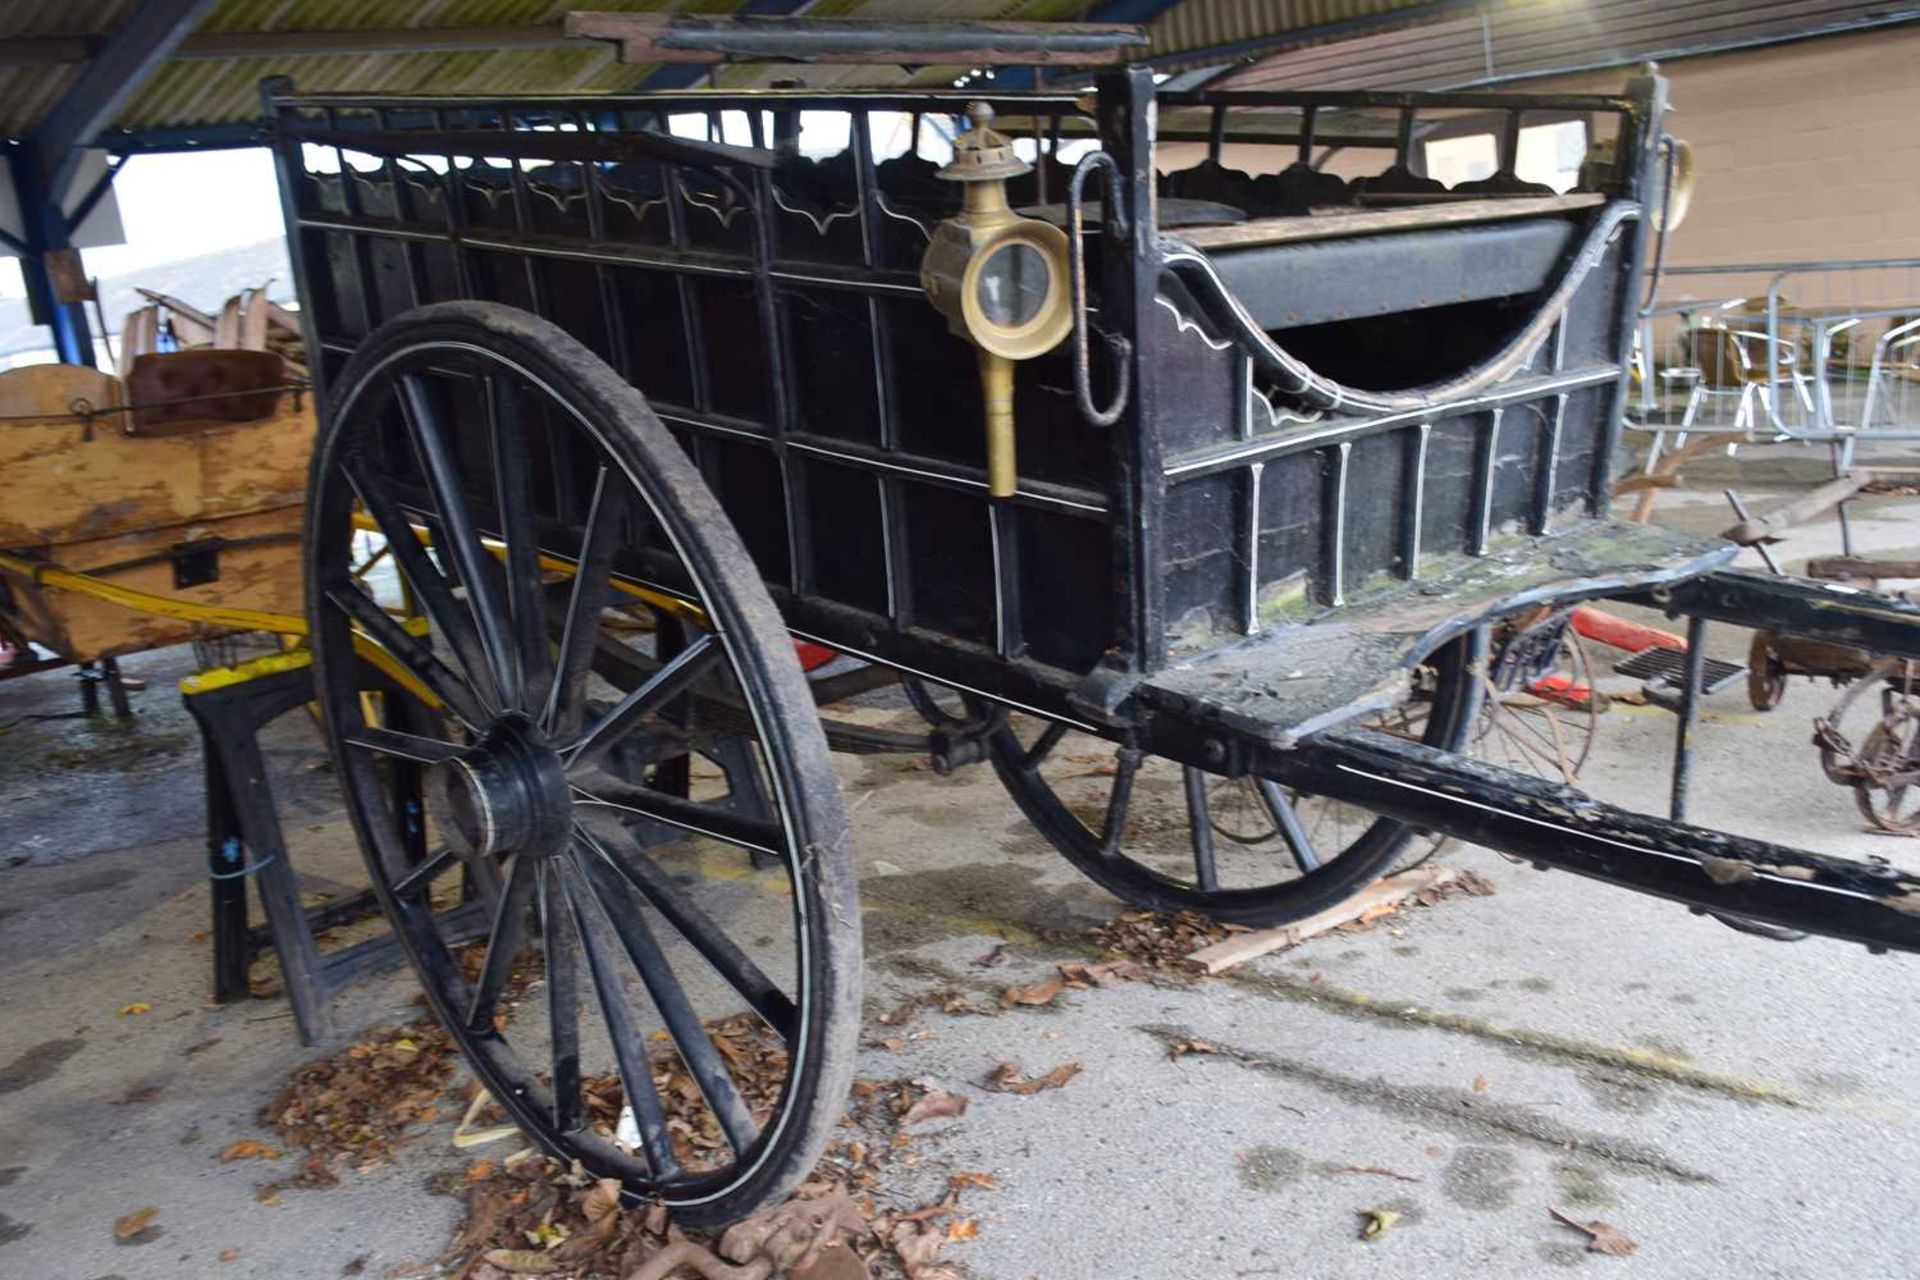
[305,303,856,1221]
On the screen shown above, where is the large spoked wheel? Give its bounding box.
[984,633,1483,927]
[306,302,858,1225]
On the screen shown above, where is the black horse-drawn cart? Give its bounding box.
[264,28,1920,1223]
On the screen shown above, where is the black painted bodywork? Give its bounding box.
[267,71,1920,952]
[266,70,1673,743]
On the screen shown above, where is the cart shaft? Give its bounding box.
[1271,727,1920,954]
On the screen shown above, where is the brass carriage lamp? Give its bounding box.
[920,102,1072,497]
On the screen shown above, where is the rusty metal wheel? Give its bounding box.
[1476,618,1602,785]
[1852,702,1920,835]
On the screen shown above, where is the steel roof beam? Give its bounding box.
[0,24,586,67]
[568,13,1145,65]
[632,0,817,92]
[985,0,1191,92]
[34,0,217,198]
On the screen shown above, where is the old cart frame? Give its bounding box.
[263,59,1920,1222]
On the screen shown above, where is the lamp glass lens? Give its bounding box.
[974,242,1049,329]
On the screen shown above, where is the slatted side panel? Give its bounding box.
[277,98,1117,685]
[1155,235,1631,657]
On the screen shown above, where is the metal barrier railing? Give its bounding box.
[1629,258,1920,466]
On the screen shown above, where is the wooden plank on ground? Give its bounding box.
[1720,473,1868,545]
[1187,865,1459,974]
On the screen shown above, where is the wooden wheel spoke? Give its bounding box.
[326,585,486,729]
[572,775,785,858]
[576,847,760,1155]
[397,373,520,705]
[1023,721,1070,772]
[1182,766,1220,892]
[391,846,461,899]
[485,373,555,714]
[578,822,799,1042]
[545,466,626,738]
[310,308,860,1221]
[538,861,583,1133]
[345,726,463,764]
[1256,778,1322,873]
[568,633,722,773]
[555,855,682,1179]
[345,460,500,710]
[1099,748,1143,858]
[466,854,536,1031]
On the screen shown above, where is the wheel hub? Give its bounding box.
[430,720,573,859]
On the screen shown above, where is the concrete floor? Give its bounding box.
[5,441,1920,1280]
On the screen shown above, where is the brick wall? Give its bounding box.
[1539,27,1920,270]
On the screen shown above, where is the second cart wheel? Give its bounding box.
[983,631,1483,928]
[306,302,859,1225]
[1852,702,1920,835]
[1476,618,1602,783]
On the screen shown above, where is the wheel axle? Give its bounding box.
[429,717,572,859]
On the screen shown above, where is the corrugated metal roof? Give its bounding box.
[7,0,1907,141]
[0,0,678,137]
[1218,0,1920,91]
[0,0,1120,140]
[1143,0,1436,67]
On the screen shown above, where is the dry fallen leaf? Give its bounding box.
[878,1037,905,1053]
[218,1247,239,1262]
[1351,901,1401,929]
[1358,1207,1402,1241]
[481,1247,563,1273]
[1549,1207,1638,1256]
[890,1220,946,1270]
[984,1061,1082,1095]
[1472,1075,1490,1094]
[901,1087,970,1127]
[877,999,918,1027]
[465,1158,496,1183]
[999,977,1067,1008]
[118,1002,152,1017]
[263,1019,457,1177]
[1058,959,1146,989]
[947,1171,998,1193]
[113,1207,158,1240]
[946,1219,980,1242]
[895,1202,958,1225]
[1167,1037,1219,1060]
[218,1139,282,1162]
[579,1178,621,1228]
[790,1241,871,1280]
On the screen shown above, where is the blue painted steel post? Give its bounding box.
[16,0,220,366]
[8,144,96,367]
